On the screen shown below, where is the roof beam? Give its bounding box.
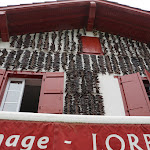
[87,1,96,31]
[0,11,9,42]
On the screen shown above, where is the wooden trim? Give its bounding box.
[0,70,44,104]
[81,36,104,55]
[0,70,65,114]
[145,69,150,83]
[117,77,129,116]
[0,11,9,42]
[0,0,150,43]
[118,73,150,116]
[6,70,44,79]
[0,0,90,11]
[87,1,96,31]
[0,78,25,112]
[1,0,149,16]
[82,52,103,55]
[137,72,150,112]
[38,72,64,114]
[45,72,64,77]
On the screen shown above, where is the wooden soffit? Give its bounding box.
[0,0,150,43]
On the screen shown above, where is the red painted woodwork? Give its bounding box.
[0,69,7,105]
[87,1,96,31]
[0,11,9,42]
[81,36,103,55]
[94,2,150,43]
[0,69,5,89]
[0,70,44,104]
[6,70,43,79]
[145,69,150,83]
[118,73,150,116]
[38,72,64,114]
[0,70,64,114]
[0,0,150,42]
[0,1,89,38]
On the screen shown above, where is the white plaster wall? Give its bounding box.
[99,74,126,116]
[85,31,125,116]
[0,39,10,49]
[0,30,126,116]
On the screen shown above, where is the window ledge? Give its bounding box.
[0,111,150,124]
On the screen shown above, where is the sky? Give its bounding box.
[107,0,150,11]
[0,0,150,11]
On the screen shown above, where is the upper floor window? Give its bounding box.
[143,79,150,101]
[81,36,103,55]
[0,78,41,112]
[0,70,64,114]
[118,70,150,116]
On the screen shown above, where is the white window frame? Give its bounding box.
[0,78,25,112]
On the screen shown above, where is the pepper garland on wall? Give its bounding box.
[1,28,150,115]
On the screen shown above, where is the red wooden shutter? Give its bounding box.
[0,69,5,88]
[145,69,150,83]
[118,72,150,116]
[0,69,6,103]
[81,36,103,55]
[38,72,64,114]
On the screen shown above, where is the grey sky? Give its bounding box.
[0,0,150,11]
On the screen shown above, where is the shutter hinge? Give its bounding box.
[128,107,143,111]
[121,81,132,84]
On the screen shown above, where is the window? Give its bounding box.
[0,70,64,114]
[143,79,150,101]
[81,36,103,55]
[0,78,25,112]
[0,78,42,112]
[118,70,150,116]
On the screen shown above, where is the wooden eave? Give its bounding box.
[0,0,150,43]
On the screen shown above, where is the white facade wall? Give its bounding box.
[0,30,126,116]
[99,74,125,116]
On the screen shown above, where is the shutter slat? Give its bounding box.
[44,90,63,94]
[38,72,64,114]
[119,72,150,116]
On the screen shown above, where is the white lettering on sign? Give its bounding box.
[105,134,125,150]
[37,136,49,149]
[21,136,35,150]
[0,133,150,149]
[143,134,150,150]
[0,134,49,150]
[64,140,72,144]
[0,134,4,146]
[92,134,97,150]
[5,135,20,147]
[127,134,143,150]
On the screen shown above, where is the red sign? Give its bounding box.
[0,120,150,150]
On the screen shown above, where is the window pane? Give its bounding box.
[9,81,23,91]
[3,103,18,111]
[5,91,20,102]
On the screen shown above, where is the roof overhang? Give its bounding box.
[0,0,150,43]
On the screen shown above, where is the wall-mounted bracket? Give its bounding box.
[0,11,9,42]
